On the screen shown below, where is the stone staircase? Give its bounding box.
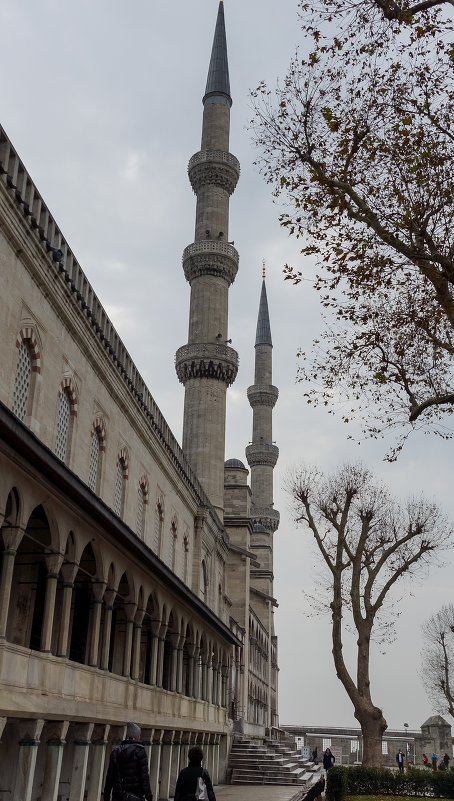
[228,735,323,786]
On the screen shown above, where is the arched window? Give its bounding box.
[12,339,32,421]
[114,455,128,517]
[88,417,106,493]
[136,479,148,539]
[182,534,189,582]
[55,388,71,462]
[153,503,163,555]
[169,521,177,570]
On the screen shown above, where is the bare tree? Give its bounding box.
[421,604,454,718]
[287,462,452,765]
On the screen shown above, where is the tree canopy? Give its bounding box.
[251,0,454,456]
[287,462,452,764]
[421,603,454,719]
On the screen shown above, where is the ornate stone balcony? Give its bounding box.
[250,506,281,532]
[247,384,279,409]
[175,342,239,387]
[245,443,279,468]
[188,150,240,195]
[183,240,239,285]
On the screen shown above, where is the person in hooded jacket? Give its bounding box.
[103,722,153,801]
[174,746,216,801]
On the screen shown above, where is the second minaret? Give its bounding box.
[175,1,240,518]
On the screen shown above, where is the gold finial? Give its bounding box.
[262,259,266,280]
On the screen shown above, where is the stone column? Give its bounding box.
[156,624,167,688]
[13,719,45,801]
[201,660,208,701]
[180,731,191,776]
[187,646,195,698]
[213,734,220,785]
[170,638,179,693]
[131,606,146,681]
[86,724,110,801]
[141,728,154,770]
[176,633,185,694]
[0,526,23,638]
[159,730,174,801]
[150,729,163,801]
[221,666,228,708]
[193,647,201,699]
[41,721,70,801]
[122,602,137,677]
[150,620,161,685]
[88,582,106,667]
[169,731,182,796]
[57,563,78,658]
[100,589,116,670]
[69,722,94,801]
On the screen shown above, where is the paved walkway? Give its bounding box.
[215,785,305,801]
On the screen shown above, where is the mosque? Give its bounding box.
[0,2,280,798]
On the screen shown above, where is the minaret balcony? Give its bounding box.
[247,385,279,409]
[245,443,279,468]
[183,241,239,285]
[175,342,239,387]
[251,506,281,532]
[188,150,240,195]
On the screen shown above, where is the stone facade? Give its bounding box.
[0,3,279,799]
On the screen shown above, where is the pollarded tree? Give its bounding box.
[251,0,454,456]
[421,604,454,718]
[287,462,452,765]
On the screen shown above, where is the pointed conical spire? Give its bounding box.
[255,278,272,347]
[204,1,231,105]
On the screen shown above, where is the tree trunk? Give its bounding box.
[355,705,388,767]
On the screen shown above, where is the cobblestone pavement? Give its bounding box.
[215,785,305,801]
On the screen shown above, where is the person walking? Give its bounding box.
[174,745,216,801]
[431,753,438,771]
[443,752,450,769]
[103,722,153,801]
[323,748,335,771]
[423,753,429,768]
[396,750,405,772]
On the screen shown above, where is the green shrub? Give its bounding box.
[324,763,454,798]
[326,766,348,801]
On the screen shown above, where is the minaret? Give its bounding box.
[246,265,280,533]
[175,1,240,519]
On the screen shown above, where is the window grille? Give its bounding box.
[114,460,125,516]
[169,523,176,569]
[88,430,100,491]
[153,505,162,554]
[55,389,71,461]
[137,485,145,538]
[322,739,331,751]
[351,740,359,753]
[382,741,388,755]
[12,340,32,421]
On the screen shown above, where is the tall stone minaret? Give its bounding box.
[246,266,280,535]
[175,0,240,519]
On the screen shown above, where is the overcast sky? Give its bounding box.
[2,0,453,733]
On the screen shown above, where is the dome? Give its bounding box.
[224,458,246,469]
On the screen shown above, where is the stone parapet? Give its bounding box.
[175,343,238,387]
[183,241,239,285]
[188,150,240,195]
[245,443,279,468]
[247,385,279,409]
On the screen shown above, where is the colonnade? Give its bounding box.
[0,718,223,801]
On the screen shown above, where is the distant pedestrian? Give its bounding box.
[432,753,438,771]
[443,753,450,769]
[396,750,405,772]
[312,747,318,764]
[423,753,428,767]
[174,745,216,801]
[323,748,335,771]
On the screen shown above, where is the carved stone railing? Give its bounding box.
[175,343,239,387]
[247,385,279,409]
[182,241,239,285]
[188,150,240,196]
[245,443,279,468]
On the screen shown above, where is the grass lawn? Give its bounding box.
[347,797,449,801]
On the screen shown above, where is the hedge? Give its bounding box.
[325,764,454,800]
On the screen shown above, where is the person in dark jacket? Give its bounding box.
[103,722,153,801]
[174,745,216,801]
[323,748,335,771]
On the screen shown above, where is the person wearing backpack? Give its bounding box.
[103,722,153,801]
[174,745,216,801]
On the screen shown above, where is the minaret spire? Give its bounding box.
[246,271,280,533]
[175,1,240,519]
